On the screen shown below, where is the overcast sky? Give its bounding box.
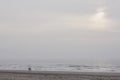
[0,0,120,64]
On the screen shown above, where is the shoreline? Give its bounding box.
[0,70,120,80]
[0,70,120,76]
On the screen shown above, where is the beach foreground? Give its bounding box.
[0,70,120,80]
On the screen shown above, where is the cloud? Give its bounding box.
[0,0,120,63]
[0,0,119,33]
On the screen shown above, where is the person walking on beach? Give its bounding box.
[28,67,32,71]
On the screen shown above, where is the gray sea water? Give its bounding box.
[0,63,120,72]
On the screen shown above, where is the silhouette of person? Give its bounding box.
[28,67,32,71]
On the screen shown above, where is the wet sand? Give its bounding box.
[0,70,120,80]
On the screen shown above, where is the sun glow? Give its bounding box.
[90,8,109,30]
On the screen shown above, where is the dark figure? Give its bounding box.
[28,67,32,71]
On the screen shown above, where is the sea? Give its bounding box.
[0,61,120,73]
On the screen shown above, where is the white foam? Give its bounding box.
[0,64,120,72]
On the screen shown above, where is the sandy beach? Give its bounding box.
[0,70,120,80]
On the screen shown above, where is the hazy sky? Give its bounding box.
[0,0,120,64]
